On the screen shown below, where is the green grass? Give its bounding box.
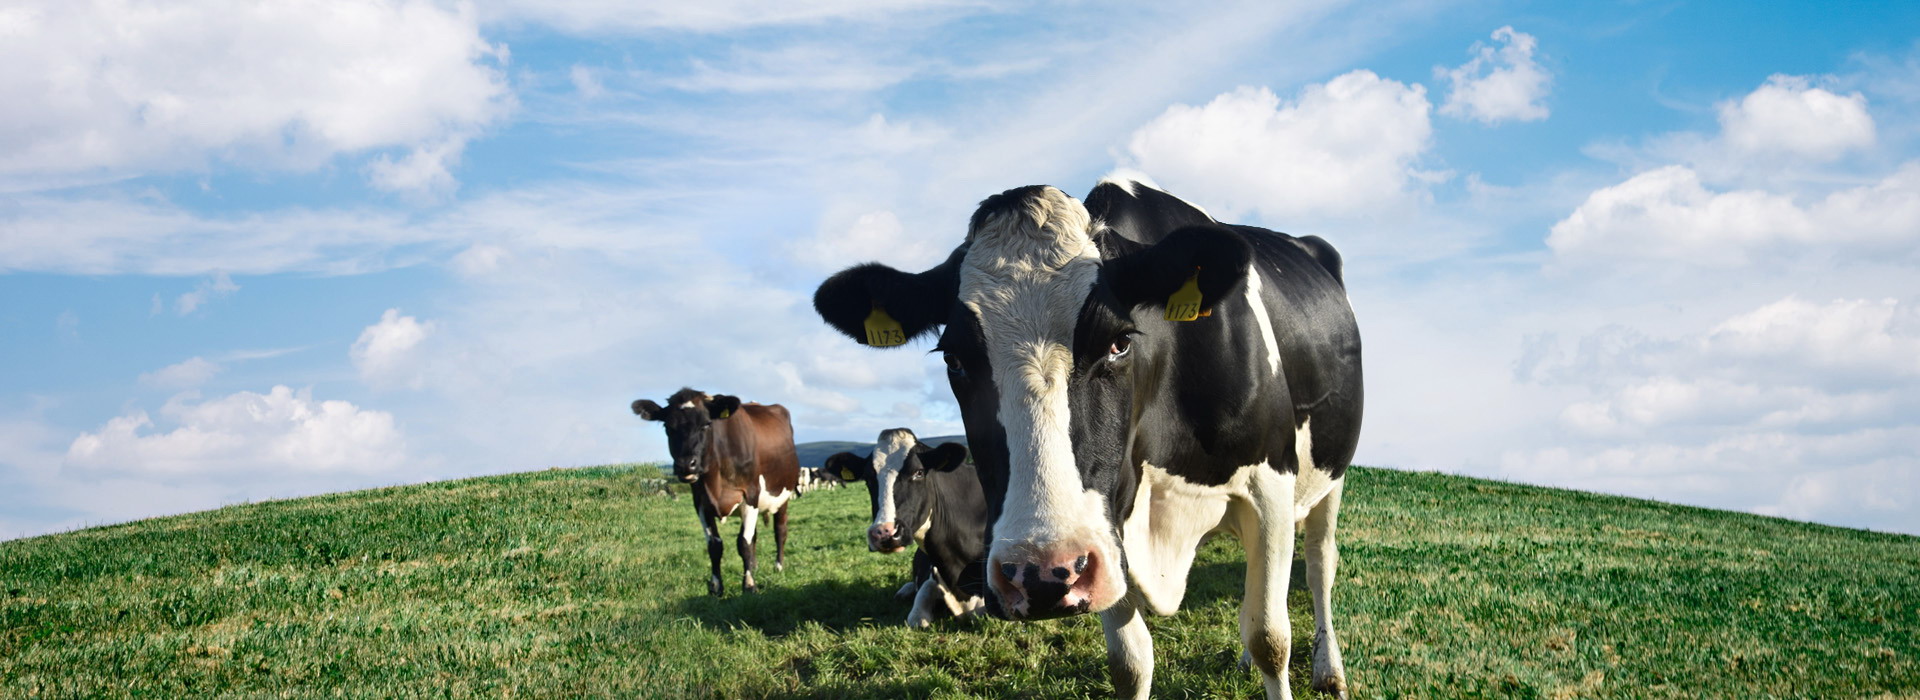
[3,465,1917,698]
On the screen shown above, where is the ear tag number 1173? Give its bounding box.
[864,308,908,347]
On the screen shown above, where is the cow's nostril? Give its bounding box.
[1051,566,1071,581]
[1074,554,1089,574]
[1000,562,1017,581]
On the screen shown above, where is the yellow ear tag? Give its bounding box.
[1164,270,1204,322]
[839,467,857,481]
[864,307,907,347]
[717,410,730,419]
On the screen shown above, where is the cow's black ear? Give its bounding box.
[824,451,868,482]
[706,395,742,420]
[923,442,969,472]
[633,399,664,421]
[813,244,967,347]
[1101,225,1252,317]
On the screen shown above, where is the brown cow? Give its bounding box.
[633,388,800,596]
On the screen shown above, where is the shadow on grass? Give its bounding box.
[753,677,971,700]
[671,575,919,636]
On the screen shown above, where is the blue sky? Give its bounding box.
[4,0,1918,539]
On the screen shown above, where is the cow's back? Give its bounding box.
[742,403,800,493]
[1238,225,1364,476]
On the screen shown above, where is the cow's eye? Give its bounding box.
[944,354,966,377]
[909,469,926,481]
[1108,335,1133,361]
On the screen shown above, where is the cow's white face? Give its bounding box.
[865,429,918,553]
[951,186,1129,618]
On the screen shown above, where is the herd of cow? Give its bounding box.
[631,176,1364,700]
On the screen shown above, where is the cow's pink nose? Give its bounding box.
[989,550,1099,619]
[868,523,905,553]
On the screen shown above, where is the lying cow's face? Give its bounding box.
[814,185,1250,621]
[632,392,743,482]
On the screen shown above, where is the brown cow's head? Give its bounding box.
[633,388,742,482]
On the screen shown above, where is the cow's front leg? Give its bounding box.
[700,510,725,597]
[906,568,948,628]
[1236,469,1297,700]
[737,504,761,593]
[1100,596,1154,700]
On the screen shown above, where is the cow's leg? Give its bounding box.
[773,504,790,572]
[737,504,760,593]
[1304,480,1347,698]
[700,508,725,597]
[906,568,947,628]
[1101,596,1154,700]
[1235,468,1297,700]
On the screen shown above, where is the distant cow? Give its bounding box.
[633,388,800,596]
[813,177,1363,698]
[826,428,988,627]
[798,466,844,493]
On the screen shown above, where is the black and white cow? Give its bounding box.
[813,176,1363,699]
[825,428,989,627]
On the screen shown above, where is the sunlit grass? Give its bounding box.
[3,465,1916,698]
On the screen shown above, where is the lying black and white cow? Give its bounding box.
[813,177,1363,699]
[825,428,988,627]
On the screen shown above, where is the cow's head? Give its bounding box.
[891,441,970,546]
[633,388,743,483]
[826,429,927,553]
[814,185,1250,620]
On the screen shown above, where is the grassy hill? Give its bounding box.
[3,465,1916,698]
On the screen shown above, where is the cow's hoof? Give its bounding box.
[708,583,724,597]
[894,580,920,602]
[1238,649,1252,670]
[775,561,785,573]
[1311,676,1348,699]
[743,583,760,594]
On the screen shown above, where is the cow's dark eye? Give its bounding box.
[909,469,926,481]
[1108,335,1133,361]
[944,354,966,377]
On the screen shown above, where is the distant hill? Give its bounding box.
[796,435,969,468]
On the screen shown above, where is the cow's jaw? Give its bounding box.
[959,186,1127,620]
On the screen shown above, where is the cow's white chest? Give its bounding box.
[754,474,792,512]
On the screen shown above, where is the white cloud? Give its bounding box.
[0,194,442,275]
[1547,162,1920,265]
[667,44,919,93]
[174,271,239,315]
[352,309,435,390]
[1123,70,1435,222]
[65,386,408,477]
[475,0,991,33]
[789,209,948,273]
[0,0,510,189]
[1718,75,1874,160]
[1705,296,1920,383]
[366,135,469,199]
[569,65,605,99]
[1505,296,1920,533]
[139,357,222,390]
[1436,26,1551,124]
[451,244,512,277]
